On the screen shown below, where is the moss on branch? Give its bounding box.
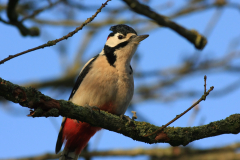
[0,77,239,146]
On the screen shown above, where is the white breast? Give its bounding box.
[70,55,134,115]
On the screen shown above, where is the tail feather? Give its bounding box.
[56,117,67,154]
[57,118,101,159]
[63,119,101,154]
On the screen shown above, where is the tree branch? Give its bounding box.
[122,0,207,50]
[0,77,239,146]
[0,0,111,65]
[4,0,40,36]
[4,143,240,160]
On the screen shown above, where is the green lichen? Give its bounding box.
[45,108,59,117]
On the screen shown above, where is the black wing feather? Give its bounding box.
[68,54,99,100]
[55,118,66,153]
[55,54,99,153]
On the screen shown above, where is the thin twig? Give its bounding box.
[144,76,214,137]
[0,0,111,65]
[204,75,207,93]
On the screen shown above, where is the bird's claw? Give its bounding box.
[120,114,134,124]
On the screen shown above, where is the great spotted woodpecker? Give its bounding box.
[55,24,149,160]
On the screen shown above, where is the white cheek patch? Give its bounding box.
[105,33,127,47]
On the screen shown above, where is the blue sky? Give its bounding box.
[1,0,240,159]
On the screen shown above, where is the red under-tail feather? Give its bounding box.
[62,118,101,154]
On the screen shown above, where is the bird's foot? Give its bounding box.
[120,114,134,125]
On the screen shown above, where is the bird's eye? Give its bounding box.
[118,35,124,39]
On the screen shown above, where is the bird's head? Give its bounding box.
[103,24,148,66]
[105,24,148,47]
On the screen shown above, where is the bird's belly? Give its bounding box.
[71,70,134,115]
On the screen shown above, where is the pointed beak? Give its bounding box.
[131,34,149,43]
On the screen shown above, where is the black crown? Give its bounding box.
[110,24,137,35]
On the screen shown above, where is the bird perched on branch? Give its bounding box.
[55,24,149,160]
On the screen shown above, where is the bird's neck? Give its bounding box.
[103,43,137,67]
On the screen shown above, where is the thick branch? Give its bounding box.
[122,0,207,50]
[0,77,239,146]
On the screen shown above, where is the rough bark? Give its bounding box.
[0,77,239,146]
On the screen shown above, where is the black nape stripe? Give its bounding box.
[68,54,99,100]
[104,41,129,67]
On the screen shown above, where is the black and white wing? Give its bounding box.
[55,54,99,153]
[68,54,99,100]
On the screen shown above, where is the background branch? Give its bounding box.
[122,0,207,50]
[4,142,240,160]
[0,0,111,65]
[4,0,39,36]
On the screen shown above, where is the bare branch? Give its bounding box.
[122,0,207,50]
[0,0,111,65]
[3,0,40,36]
[144,76,214,137]
[5,0,40,36]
